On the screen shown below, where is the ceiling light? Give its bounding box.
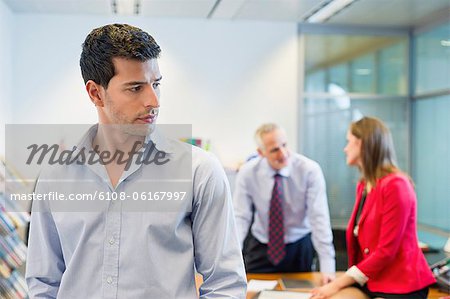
[112,0,140,15]
[441,40,450,47]
[355,69,371,75]
[307,0,356,23]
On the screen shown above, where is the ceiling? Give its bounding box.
[3,0,448,71]
[2,0,450,28]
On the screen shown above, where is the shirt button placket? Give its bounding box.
[102,197,121,299]
[106,276,113,284]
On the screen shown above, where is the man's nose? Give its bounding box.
[144,86,160,108]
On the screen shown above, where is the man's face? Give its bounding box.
[98,57,162,136]
[258,129,290,171]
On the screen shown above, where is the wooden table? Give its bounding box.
[246,272,320,299]
[246,272,449,299]
[196,272,449,298]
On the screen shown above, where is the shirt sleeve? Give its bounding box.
[232,166,254,248]
[191,153,247,299]
[26,180,66,299]
[305,163,336,274]
[346,265,368,286]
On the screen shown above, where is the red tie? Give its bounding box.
[267,173,285,265]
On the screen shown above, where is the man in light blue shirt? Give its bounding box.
[26,23,246,298]
[233,123,335,283]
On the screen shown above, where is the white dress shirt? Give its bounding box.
[233,153,335,273]
[26,125,247,298]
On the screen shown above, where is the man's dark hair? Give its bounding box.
[80,23,161,88]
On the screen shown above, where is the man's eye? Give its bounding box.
[270,148,279,154]
[153,82,160,89]
[130,86,142,92]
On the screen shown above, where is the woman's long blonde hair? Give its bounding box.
[350,116,399,187]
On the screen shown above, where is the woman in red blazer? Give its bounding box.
[312,117,436,299]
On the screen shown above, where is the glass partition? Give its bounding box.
[304,97,408,221]
[302,33,409,222]
[412,95,450,232]
[412,20,450,232]
[415,21,450,94]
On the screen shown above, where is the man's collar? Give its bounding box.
[73,124,98,154]
[262,158,291,178]
[146,127,174,154]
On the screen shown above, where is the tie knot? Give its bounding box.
[274,174,283,186]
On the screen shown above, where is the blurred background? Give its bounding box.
[0,0,449,292]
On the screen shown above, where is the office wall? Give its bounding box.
[12,15,298,167]
[0,1,13,155]
[413,21,450,232]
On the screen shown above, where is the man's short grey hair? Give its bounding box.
[254,123,281,149]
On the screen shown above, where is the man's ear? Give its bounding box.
[257,148,264,157]
[86,80,105,107]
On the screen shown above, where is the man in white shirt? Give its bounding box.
[26,23,246,299]
[233,123,335,283]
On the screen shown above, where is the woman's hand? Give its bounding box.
[321,273,335,285]
[310,281,341,299]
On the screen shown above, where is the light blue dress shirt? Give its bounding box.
[233,154,335,273]
[26,125,247,298]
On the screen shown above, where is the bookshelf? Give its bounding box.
[0,158,30,298]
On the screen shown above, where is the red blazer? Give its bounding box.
[346,173,436,293]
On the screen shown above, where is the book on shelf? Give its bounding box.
[0,157,30,298]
